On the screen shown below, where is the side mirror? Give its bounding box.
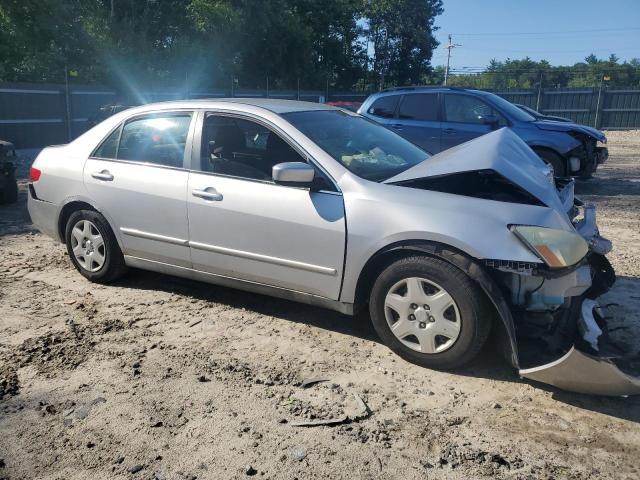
[482,114,500,130]
[272,162,315,187]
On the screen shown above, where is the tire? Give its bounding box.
[369,255,492,371]
[0,173,17,204]
[534,148,566,178]
[64,209,127,283]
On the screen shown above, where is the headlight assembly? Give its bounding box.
[510,225,588,268]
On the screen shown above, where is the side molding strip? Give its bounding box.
[120,227,337,276]
[189,241,337,276]
[120,228,189,246]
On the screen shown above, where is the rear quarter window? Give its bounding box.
[367,95,399,118]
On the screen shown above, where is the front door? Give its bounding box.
[187,113,346,299]
[83,112,194,267]
[441,94,503,150]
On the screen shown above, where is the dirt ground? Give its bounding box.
[1,132,640,480]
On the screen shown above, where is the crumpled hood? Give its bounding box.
[535,120,606,142]
[384,128,567,214]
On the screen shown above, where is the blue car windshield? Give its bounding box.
[283,110,430,182]
[487,94,536,122]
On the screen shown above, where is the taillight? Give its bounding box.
[29,167,41,182]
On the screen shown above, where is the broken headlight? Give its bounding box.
[510,225,588,268]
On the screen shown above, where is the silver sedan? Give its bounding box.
[27,99,638,395]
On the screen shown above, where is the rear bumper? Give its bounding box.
[27,187,61,241]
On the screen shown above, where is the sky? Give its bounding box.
[432,0,640,70]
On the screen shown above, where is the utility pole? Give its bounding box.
[444,34,461,86]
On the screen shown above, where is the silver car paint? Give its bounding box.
[30,100,559,307]
[27,99,637,395]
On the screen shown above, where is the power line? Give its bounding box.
[451,27,640,37]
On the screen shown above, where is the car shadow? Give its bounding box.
[114,268,640,423]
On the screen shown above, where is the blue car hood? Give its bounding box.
[534,120,606,142]
[384,128,567,214]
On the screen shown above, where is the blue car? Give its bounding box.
[358,87,608,178]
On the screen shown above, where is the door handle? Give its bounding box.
[91,170,114,181]
[390,124,403,129]
[443,128,457,135]
[192,188,223,201]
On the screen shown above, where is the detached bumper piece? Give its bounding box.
[518,256,640,396]
[520,301,640,396]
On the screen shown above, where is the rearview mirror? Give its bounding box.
[272,162,315,186]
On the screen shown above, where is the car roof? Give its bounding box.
[369,86,489,98]
[126,98,338,115]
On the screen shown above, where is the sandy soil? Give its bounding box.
[1,132,639,480]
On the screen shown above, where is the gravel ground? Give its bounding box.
[1,132,639,480]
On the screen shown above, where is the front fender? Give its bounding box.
[518,128,581,156]
[373,241,519,368]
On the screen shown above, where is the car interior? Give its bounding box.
[201,115,303,180]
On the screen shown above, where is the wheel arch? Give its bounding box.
[57,198,123,250]
[354,240,519,368]
[530,145,568,174]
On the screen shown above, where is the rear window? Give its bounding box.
[92,114,193,168]
[367,95,399,118]
[398,94,438,121]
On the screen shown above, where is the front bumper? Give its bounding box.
[508,195,639,395]
[520,297,640,396]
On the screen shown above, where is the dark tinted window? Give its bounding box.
[284,110,429,182]
[367,95,399,118]
[398,94,438,121]
[117,115,191,167]
[443,94,506,125]
[93,127,120,159]
[200,115,305,181]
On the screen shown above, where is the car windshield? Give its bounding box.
[487,94,536,122]
[283,110,430,181]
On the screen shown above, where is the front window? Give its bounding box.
[283,110,430,182]
[486,94,536,122]
[443,94,507,126]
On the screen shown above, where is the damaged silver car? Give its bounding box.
[27,99,637,395]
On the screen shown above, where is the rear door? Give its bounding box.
[186,112,346,299]
[441,94,505,150]
[393,93,441,153]
[83,112,194,267]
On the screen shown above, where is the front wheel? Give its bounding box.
[65,210,127,283]
[534,148,566,178]
[369,255,492,370]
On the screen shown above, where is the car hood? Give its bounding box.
[384,128,567,215]
[534,120,606,142]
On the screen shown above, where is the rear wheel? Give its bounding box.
[369,255,492,370]
[534,148,566,178]
[65,210,127,283]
